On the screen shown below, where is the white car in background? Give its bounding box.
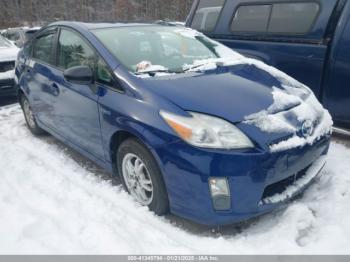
[1,27,41,48]
[0,35,19,97]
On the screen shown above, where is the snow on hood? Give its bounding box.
[181,53,333,152]
[0,46,19,62]
[243,81,332,152]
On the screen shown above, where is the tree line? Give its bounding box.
[0,0,194,28]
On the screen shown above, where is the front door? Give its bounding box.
[49,28,105,159]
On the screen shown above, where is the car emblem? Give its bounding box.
[301,120,314,137]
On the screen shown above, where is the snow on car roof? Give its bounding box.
[50,21,157,30]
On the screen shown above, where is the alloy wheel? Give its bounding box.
[22,98,36,129]
[122,153,154,205]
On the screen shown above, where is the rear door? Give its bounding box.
[322,2,350,127]
[27,27,58,128]
[187,0,338,98]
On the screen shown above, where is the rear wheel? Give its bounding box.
[117,138,169,215]
[20,95,45,136]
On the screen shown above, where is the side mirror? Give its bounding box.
[63,66,93,85]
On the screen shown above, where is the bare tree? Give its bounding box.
[0,0,194,28]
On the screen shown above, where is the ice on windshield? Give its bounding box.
[136,61,169,73]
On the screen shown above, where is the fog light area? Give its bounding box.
[209,177,231,211]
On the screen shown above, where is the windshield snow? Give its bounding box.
[92,26,242,75]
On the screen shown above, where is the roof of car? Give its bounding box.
[49,21,156,30]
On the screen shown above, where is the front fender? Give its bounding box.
[98,88,180,165]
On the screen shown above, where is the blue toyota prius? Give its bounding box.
[15,22,333,226]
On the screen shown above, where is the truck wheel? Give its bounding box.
[117,138,169,215]
[20,95,45,136]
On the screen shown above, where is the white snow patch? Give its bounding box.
[260,155,327,205]
[134,61,174,78]
[244,87,304,134]
[242,84,333,152]
[267,87,302,114]
[174,28,203,39]
[246,113,297,134]
[269,93,333,152]
[0,105,349,254]
[0,46,19,62]
[0,69,15,80]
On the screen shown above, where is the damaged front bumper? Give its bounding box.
[154,133,331,226]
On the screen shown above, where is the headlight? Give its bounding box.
[160,111,254,149]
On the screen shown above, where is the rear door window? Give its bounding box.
[231,5,271,33]
[268,3,320,34]
[231,2,320,35]
[191,0,225,32]
[32,31,56,65]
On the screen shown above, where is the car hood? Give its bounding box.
[142,64,287,123]
[0,46,19,62]
[140,63,332,150]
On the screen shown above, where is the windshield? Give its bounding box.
[92,26,241,75]
[0,35,12,48]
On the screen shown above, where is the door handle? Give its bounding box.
[51,83,60,96]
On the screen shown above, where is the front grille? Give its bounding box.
[0,61,15,73]
[261,165,310,200]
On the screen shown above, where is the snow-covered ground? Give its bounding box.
[0,104,350,255]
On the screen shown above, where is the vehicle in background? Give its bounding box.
[0,35,19,97]
[187,0,350,131]
[16,22,332,225]
[1,27,41,48]
[24,27,41,41]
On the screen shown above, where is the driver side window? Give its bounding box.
[57,28,120,90]
[57,29,95,70]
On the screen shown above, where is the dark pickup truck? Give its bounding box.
[186,0,350,131]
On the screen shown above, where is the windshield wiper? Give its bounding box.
[135,69,176,76]
[182,60,224,72]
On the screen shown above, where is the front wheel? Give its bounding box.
[117,138,169,215]
[20,95,45,136]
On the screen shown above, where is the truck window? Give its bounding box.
[268,3,320,34]
[231,5,271,33]
[231,2,320,35]
[191,0,225,32]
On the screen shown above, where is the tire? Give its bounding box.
[117,138,169,215]
[20,95,45,136]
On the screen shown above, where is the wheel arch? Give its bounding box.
[108,129,162,177]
